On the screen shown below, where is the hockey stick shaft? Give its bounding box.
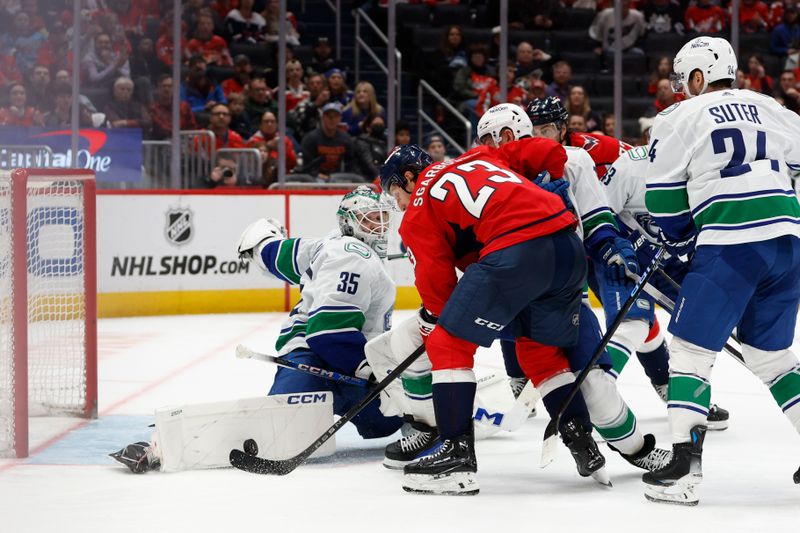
[230,343,427,475]
[235,345,371,388]
[541,247,667,462]
[646,271,746,365]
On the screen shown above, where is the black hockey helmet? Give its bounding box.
[379,144,434,193]
[526,96,569,127]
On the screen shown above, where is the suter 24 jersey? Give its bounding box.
[259,234,395,374]
[645,89,800,246]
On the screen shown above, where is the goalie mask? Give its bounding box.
[337,185,393,259]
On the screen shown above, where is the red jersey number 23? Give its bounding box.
[429,160,522,219]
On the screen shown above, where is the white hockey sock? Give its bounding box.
[742,344,800,433]
[667,337,717,443]
[581,368,644,455]
[606,320,649,379]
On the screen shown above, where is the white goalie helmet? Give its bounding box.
[477,103,533,145]
[671,36,737,97]
[337,185,394,258]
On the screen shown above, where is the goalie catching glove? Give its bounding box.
[236,218,287,265]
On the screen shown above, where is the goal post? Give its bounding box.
[0,169,97,459]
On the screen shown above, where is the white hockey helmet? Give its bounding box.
[337,185,393,258]
[671,36,737,97]
[477,103,533,145]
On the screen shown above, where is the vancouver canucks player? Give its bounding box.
[643,36,800,505]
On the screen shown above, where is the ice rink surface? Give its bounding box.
[1,309,799,533]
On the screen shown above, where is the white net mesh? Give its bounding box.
[0,172,16,455]
[0,171,92,457]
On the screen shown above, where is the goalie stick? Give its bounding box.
[235,344,371,388]
[230,344,427,475]
[540,247,667,467]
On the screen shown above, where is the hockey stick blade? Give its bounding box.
[540,247,667,468]
[230,344,427,476]
[235,344,371,388]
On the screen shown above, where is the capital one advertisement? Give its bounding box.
[0,127,143,183]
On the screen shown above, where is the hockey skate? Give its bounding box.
[794,465,800,484]
[402,432,479,495]
[509,377,537,418]
[384,420,440,469]
[561,418,611,486]
[643,425,706,506]
[608,433,671,471]
[705,404,729,431]
[109,441,161,474]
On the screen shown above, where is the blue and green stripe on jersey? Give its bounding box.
[305,305,366,339]
[261,238,302,284]
[581,206,619,240]
[692,189,800,232]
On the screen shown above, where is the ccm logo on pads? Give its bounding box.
[474,318,504,331]
[287,393,328,404]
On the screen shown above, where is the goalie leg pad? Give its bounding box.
[742,344,800,432]
[581,368,644,455]
[667,337,717,443]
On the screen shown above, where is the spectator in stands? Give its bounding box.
[643,0,685,34]
[646,56,672,94]
[429,25,467,95]
[395,120,412,147]
[155,16,189,69]
[590,0,647,62]
[342,81,385,137]
[770,5,800,65]
[602,113,616,137]
[565,85,601,132]
[529,77,547,100]
[187,11,233,70]
[181,55,227,114]
[546,61,573,101]
[684,0,728,34]
[288,72,328,140]
[225,0,267,43]
[495,0,558,30]
[740,0,772,33]
[199,152,240,189]
[568,114,588,133]
[285,59,309,112]
[299,102,355,180]
[775,69,800,112]
[648,77,684,115]
[453,44,496,126]
[82,32,131,90]
[0,11,45,73]
[746,53,775,93]
[325,68,353,107]
[105,76,151,130]
[0,55,22,90]
[43,82,98,128]
[352,113,388,178]
[184,0,223,37]
[148,74,198,140]
[245,77,277,120]
[263,0,301,46]
[247,110,297,172]
[514,41,552,81]
[221,55,253,98]
[20,0,45,31]
[227,92,254,138]
[307,36,344,77]
[0,82,43,126]
[736,68,753,89]
[129,37,162,86]
[426,134,450,163]
[25,64,51,113]
[205,103,246,150]
[36,21,73,74]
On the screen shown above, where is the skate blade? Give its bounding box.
[591,466,613,487]
[644,474,700,506]
[402,471,479,496]
[540,434,559,468]
[705,420,728,431]
[382,458,408,470]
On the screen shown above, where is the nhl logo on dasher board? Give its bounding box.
[165,208,193,246]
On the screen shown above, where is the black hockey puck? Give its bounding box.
[243,439,259,456]
[793,466,799,485]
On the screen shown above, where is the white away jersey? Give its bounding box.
[259,234,395,358]
[601,145,659,242]
[563,146,617,242]
[645,89,800,246]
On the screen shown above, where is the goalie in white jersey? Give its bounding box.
[641,36,800,505]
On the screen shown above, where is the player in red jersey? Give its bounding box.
[380,144,608,495]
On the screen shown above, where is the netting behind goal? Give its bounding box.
[0,169,97,458]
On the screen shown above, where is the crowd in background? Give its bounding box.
[0,0,799,187]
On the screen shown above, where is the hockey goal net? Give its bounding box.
[0,169,97,458]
